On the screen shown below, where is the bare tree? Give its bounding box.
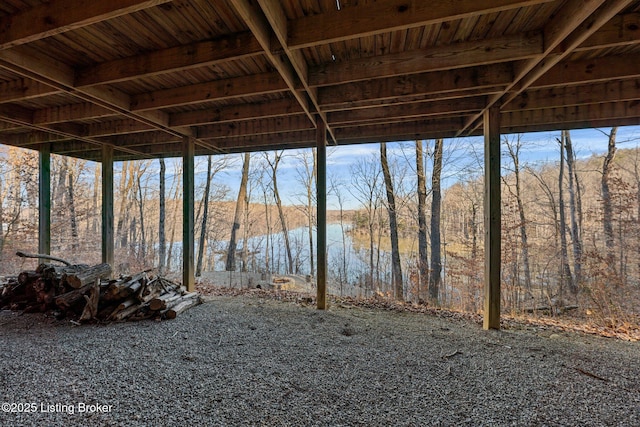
[563,130,583,286]
[557,132,575,296]
[158,158,166,274]
[602,127,618,263]
[227,153,250,271]
[503,134,532,291]
[380,143,403,300]
[349,154,382,292]
[429,138,443,302]
[415,140,429,299]
[264,151,294,274]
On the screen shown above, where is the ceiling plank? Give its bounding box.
[503,101,640,128]
[310,32,542,87]
[75,32,263,86]
[288,0,555,49]
[130,72,289,111]
[0,0,173,50]
[33,103,116,125]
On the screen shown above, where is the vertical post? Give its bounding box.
[38,145,51,258]
[316,118,327,309]
[183,137,195,292]
[483,105,501,330]
[102,145,114,267]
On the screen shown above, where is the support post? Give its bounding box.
[183,137,195,292]
[316,118,327,309]
[483,105,501,330]
[101,145,114,267]
[38,145,51,259]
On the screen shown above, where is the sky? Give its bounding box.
[115,125,640,211]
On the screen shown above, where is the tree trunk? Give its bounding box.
[563,130,583,288]
[558,132,574,296]
[380,143,403,301]
[196,156,212,277]
[227,153,250,271]
[67,164,79,251]
[429,139,443,302]
[158,159,166,274]
[136,171,146,259]
[415,140,429,299]
[505,136,532,291]
[602,127,617,264]
[268,151,294,274]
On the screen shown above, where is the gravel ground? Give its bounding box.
[1,294,638,427]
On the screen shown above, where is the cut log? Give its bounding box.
[163,295,202,320]
[64,263,112,289]
[149,292,184,311]
[79,282,100,322]
[18,270,39,286]
[55,283,94,310]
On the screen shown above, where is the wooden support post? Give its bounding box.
[38,145,51,259]
[316,118,327,309]
[183,137,195,292]
[483,105,501,330]
[101,145,114,267]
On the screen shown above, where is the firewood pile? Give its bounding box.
[0,251,202,322]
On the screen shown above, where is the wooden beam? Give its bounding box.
[33,103,115,125]
[505,79,640,111]
[170,98,302,127]
[182,136,195,292]
[255,0,336,143]
[38,145,51,259]
[0,0,172,50]
[483,105,501,330]
[309,33,543,87]
[318,63,513,108]
[529,54,640,89]
[210,130,316,150]
[75,32,263,86]
[503,101,640,128]
[316,117,327,310]
[101,145,114,267]
[335,117,467,143]
[288,0,554,49]
[130,72,288,111]
[197,114,314,139]
[575,12,640,51]
[0,77,60,103]
[327,97,486,125]
[85,119,154,137]
[228,0,316,128]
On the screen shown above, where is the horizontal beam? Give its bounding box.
[169,98,302,127]
[0,0,172,50]
[327,97,487,125]
[575,12,640,51]
[75,32,263,86]
[318,63,513,108]
[505,79,640,111]
[310,32,542,87]
[0,77,60,103]
[130,72,288,111]
[288,0,554,49]
[198,114,314,139]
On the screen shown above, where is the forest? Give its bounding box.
[0,127,639,333]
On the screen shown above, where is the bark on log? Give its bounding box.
[79,282,100,321]
[55,283,94,310]
[64,263,112,289]
[164,295,202,320]
[148,291,187,311]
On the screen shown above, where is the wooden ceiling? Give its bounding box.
[0,0,639,161]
